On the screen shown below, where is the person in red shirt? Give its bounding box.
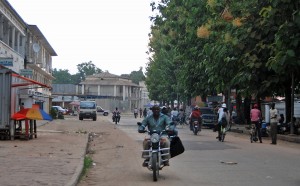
[189,106,202,131]
[250,104,262,143]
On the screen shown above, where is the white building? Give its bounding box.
[0,0,56,113]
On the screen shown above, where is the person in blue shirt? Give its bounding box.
[138,105,174,167]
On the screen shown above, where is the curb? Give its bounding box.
[66,133,89,186]
[229,125,300,144]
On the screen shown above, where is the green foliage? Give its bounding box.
[52,69,73,84]
[50,108,57,119]
[121,67,145,84]
[146,0,300,102]
[53,61,145,86]
[52,68,83,84]
[77,61,102,81]
[80,155,93,180]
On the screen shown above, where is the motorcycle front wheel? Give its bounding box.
[152,153,159,181]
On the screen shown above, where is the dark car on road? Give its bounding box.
[200,107,217,128]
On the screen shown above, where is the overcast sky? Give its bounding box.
[8,0,153,75]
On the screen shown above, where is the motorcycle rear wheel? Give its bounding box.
[193,128,198,135]
[221,132,225,142]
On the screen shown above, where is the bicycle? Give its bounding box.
[249,123,259,143]
[218,123,227,142]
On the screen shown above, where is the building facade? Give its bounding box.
[51,72,150,113]
[0,0,56,114]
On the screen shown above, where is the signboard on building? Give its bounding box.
[0,58,13,66]
[20,69,33,76]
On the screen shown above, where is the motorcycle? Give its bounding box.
[191,119,201,135]
[137,122,171,182]
[112,112,120,124]
[278,122,289,135]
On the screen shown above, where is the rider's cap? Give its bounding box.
[221,103,226,108]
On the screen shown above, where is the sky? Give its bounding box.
[7,0,153,75]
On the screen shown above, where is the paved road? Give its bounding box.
[116,116,300,186]
[1,114,299,186]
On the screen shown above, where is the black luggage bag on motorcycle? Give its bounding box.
[170,136,185,158]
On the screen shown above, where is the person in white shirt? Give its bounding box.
[171,108,179,121]
[269,103,278,145]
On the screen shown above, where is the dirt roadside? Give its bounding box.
[0,116,163,186]
[77,117,153,186]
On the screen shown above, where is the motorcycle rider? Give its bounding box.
[178,108,186,125]
[189,106,202,131]
[112,107,121,123]
[216,103,227,138]
[171,107,179,122]
[138,105,175,167]
[161,106,169,116]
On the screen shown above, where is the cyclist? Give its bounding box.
[250,104,262,143]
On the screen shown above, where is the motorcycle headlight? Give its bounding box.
[150,133,160,143]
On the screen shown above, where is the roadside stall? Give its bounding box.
[0,65,52,140]
[11,104,52,140]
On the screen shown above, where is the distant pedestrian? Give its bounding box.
[269,103,278,145]
[143,108,147,118]
[139,108,143,118]
[133,107,138,118]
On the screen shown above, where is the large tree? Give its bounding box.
[52,69,73,84]
[121,67,146,84]
[77,61,102,81]
[145,0,300,123]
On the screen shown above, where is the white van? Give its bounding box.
[79,100,97,121]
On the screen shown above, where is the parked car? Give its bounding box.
[52,106,66,115]
[96,106,109,116]
[199,107,218,129]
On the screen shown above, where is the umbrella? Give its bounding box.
[12,108,53,121]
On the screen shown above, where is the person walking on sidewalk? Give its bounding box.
[143,108,147,118]
[250,104,262,143]
[139,108,143,118]
[269,103,278,145]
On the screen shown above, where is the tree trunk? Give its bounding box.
[236,92,243,124]
[284,81,292,123]
[244,96,251,125]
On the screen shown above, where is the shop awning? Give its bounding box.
[11,73,51,88]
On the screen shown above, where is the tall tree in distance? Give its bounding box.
[129,67,146,84]
[121,67,146,84]
[52,68,73,84]
[77,61,102,81]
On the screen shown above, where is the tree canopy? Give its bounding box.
[145,0,300,122]
[52,61,145,85]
